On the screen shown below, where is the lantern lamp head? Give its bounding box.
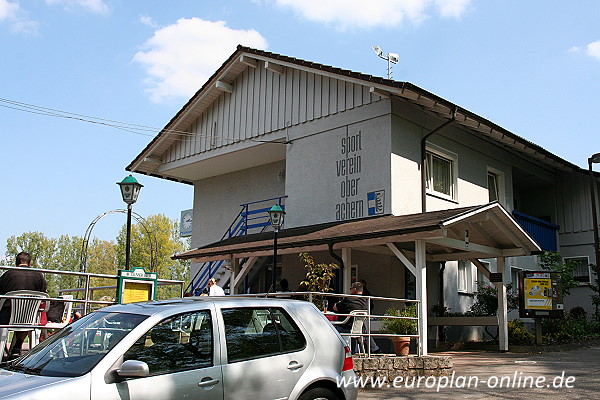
[117,175,143,205]
[268,204,286,230]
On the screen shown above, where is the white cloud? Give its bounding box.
[585,40,600,61]
[139,15,159,29]
[0,0,38,33]
[44,0,110,15]
[133,18,268,103]
[273,0,471,29]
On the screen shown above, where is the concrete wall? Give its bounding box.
[192,160,286,247]
[285,102,392,227]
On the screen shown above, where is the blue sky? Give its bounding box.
[1,0,599,258]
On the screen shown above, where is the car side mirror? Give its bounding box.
[117,360,150,378]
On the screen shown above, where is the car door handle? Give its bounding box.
[287,361,304,371]
[198,378,220,388]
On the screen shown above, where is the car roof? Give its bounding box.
[96,296,312,317]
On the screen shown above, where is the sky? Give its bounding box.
[1,0,599,258]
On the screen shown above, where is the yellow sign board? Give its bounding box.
[122,281,154,304]
[524,277,552,310]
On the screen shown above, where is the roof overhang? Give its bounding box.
[127,46,593,184]
[174,202,542,263]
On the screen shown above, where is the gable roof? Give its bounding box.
[127,45,584,182]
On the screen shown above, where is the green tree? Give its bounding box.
[5,231,56,270]
[117,214,189,298]
[539,251,579,296]
[86,239,118,301]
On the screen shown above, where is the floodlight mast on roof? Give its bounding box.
[268,205,286,293]
[117,175,143,271]
[372,45,399,79]
[588,153,600,269]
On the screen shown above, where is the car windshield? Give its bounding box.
[4,311,147,377]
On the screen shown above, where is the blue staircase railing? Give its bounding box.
[188,196,287,294]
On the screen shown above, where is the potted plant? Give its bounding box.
[382,304,417,356]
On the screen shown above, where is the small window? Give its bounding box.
[123,310,213,375]
[223,307,306,363]
[426,147,457,200]
[565,257,591,284]
[510,267,523,287]
[488,172,499,202]
[457,261,475,293]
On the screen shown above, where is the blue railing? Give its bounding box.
[188,196,287,294]
[512,211,559,251]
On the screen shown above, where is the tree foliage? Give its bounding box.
[116,214,189,298]
[539,251,579,296]
[2,214,189,300]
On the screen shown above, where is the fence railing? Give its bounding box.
[0,265,185,315]
[233,291,421,357]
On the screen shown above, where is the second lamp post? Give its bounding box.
[117,175,143,270]
[268,204,286,292]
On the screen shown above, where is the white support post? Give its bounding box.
[342,248,352,294]
[229,255,237,294]
[495,256,509,351]
[415,240,428,356]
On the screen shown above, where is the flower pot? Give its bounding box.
[391,336,411,356]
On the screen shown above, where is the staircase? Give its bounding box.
[188,196,286,295]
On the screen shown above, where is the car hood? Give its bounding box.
[0,369,73,399]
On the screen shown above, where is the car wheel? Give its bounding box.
[298,387,340,400]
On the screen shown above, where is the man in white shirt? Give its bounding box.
[207,278,225,296]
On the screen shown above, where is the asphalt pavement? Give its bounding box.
[357,345,600,399]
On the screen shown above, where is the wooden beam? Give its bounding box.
[369,86,390,98]
[265,61,284,74]
[215,80,233,93]
[239,55,257,68]
[428,237,503,257]
[232,257,258,289]
[469,258,491,280]
[386,243,416,276]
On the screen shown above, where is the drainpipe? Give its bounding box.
[438,263,446,343]
[328,242,344,292]
[420,109,457,213]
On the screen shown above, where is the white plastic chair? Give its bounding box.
[334,310,368,354]
[0,290,49,358]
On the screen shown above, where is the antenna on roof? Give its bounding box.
[372,45,399,79]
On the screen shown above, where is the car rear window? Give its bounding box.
[222,307,306,363]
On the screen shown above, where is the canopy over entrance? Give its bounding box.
[175,202,541,263]
[174,202,541,355]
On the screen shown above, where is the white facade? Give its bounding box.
[129,47,599,321]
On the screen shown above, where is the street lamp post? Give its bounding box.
[588,153,600,268]
[268,205,286,293]
[117,175,143,270]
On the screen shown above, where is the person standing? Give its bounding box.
[207,278,225,296]
[0,252,47,360]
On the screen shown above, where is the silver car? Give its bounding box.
[0,297,358,400]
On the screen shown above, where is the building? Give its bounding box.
[128,46,599,353]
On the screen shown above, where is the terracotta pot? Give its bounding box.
[391,336,411,356]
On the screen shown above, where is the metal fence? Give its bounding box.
[233,291,421,357]
[0,265,185,315]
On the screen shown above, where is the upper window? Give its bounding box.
[123,310,213,375]
[487,168,505,205]
[426,147,457,200]
[222,307,306,363]
[457,260,475,294]
[565,256,591,284]
[488,172,499,202]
